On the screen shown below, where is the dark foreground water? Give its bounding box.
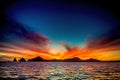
[0,62,120,80]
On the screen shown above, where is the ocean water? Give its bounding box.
[0,62,120,80]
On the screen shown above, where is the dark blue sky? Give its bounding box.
[5,0,117,45]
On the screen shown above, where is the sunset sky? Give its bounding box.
[0,0,120,61]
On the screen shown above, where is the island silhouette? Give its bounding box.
[13,56,104,62]
[13,58,17,62]
[19,58,26,62]
[28,56,44,62]
[13,56,120,62]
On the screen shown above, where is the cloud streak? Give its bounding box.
[59,25,120,60]
[0,15,51,59]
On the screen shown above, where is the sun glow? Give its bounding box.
[1,44,120,61]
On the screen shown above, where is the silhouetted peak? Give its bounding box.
[85,58,100,62]
[19,58,26,62]
[13,58,17,62]
[64,57,82,62]
[71,57,82,60]
[28,56,44,61]
[27,56,101,62]
[36,56,43,59]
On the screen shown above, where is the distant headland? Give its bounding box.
[13,56,120,62]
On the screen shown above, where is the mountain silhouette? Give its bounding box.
[28,56,44,62]
[84,58,100,62]
[63,57,82,62]
[13,58,17,62]
[16,57,120,62]
[18,57,105,62]
[19,58,26,62]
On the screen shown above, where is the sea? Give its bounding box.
[0,62,120,80]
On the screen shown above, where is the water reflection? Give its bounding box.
[0,62,120,80]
